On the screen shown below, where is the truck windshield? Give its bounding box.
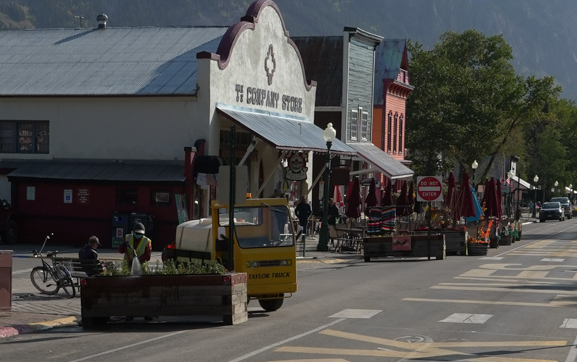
[218,205,294,248]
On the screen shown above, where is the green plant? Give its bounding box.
[100,259,227,276]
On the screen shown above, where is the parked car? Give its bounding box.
[539,201,565,222]
[550,197,572,219]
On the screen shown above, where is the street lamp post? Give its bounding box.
[532,175,539,218]
[471,160,478,186]
[317,123,336,251]
[554,180,559,195]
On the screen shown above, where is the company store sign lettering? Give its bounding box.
[234,84,303,113]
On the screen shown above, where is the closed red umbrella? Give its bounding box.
[381,179,393,206]
[496,179,503,220]
[484,178,499,218]
[365,178,378,207]
[345,177,361,218]
[446,172,456,208]
[407,182,415,214]
[396,182,409,216]
[459,172,476,218]
[446,172,460,224]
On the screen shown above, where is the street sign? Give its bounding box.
[416,176,443,202]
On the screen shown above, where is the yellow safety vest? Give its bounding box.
[124,234,151,261]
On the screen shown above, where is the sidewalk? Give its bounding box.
[0,236,349,338]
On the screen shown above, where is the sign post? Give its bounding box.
[416,176,443,260]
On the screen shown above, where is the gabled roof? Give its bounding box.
[374,39,408,105]
[0,26,227,96]
[291,36,343,107]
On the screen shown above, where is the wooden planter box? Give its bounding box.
[363,234,445,262]
[437,231,468,255]
[81,273,248,327]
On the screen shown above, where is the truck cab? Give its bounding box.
[164,197,297,311]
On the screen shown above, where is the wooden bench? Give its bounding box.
[55,258,105,286]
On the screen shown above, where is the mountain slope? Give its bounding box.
[1,0,576,101]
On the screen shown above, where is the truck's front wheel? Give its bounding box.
[258,295,284,311]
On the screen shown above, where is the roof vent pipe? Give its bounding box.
[96,14,108,29]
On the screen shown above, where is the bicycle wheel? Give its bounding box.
[60,277,76,298]
[30,266,59,295]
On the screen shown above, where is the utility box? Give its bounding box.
[0,250,12,311]
[111,213,129,248]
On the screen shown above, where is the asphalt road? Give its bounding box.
[3,219,577,362]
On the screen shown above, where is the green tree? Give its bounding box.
[407,30,559,183]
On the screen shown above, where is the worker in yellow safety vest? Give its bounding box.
[118,222,152,266]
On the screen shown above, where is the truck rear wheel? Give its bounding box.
[1,220,18,244]
[258,295,284,311]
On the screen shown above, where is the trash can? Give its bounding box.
[111,213,129,248]
[0,250,12,311]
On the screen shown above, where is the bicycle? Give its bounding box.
[30,233,76,298]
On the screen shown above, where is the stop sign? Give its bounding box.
[416,176,443,202]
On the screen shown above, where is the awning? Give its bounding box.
[6,162,185,183]
[510,177,532,190]
[217,106,356,155]
[347,142,414,181]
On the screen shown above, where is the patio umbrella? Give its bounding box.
[465,185,483,223]
[396,182,409,216]
[446,172,456,208]
[484,178,499,218]
[496,179,503,220]
[446,172,460,224]
[365,178,378,207]
[381,179,393,206]
[345,180,353,202]
[345,177,361,218]
[459,172,476,218]
[407,182,415,214]
[333,185,344,209]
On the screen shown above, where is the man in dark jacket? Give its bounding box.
[295,196,312,239]
[78,235,102,276]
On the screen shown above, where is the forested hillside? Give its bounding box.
[1,0,577,101]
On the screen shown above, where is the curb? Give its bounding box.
[0,316,78,339]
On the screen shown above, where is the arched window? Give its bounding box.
[393,113,398,153]
[399,114,404,156]
[387,111,393,153]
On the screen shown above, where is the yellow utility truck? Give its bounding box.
[164,197,297,311]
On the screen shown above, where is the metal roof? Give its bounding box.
[6,162,185,182]
[291,36,343,107]
[217,106,356,155]
[0,27,227,96]
[374,39,406,105]
[347,142,414,180]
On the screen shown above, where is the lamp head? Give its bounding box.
[471,160,478,170]
[323,123,336,143]
[534,175,539,183]
[555,180,559,187]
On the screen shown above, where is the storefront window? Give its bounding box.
[116,188,138,205]
[0,121,49,154]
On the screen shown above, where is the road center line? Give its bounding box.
[228,318,345,362]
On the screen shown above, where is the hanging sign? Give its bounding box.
[285,152,307,181]
[416,176,443,202]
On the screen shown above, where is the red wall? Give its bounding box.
[14,181,184,251]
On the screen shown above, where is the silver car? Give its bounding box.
[539,201,564,222]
